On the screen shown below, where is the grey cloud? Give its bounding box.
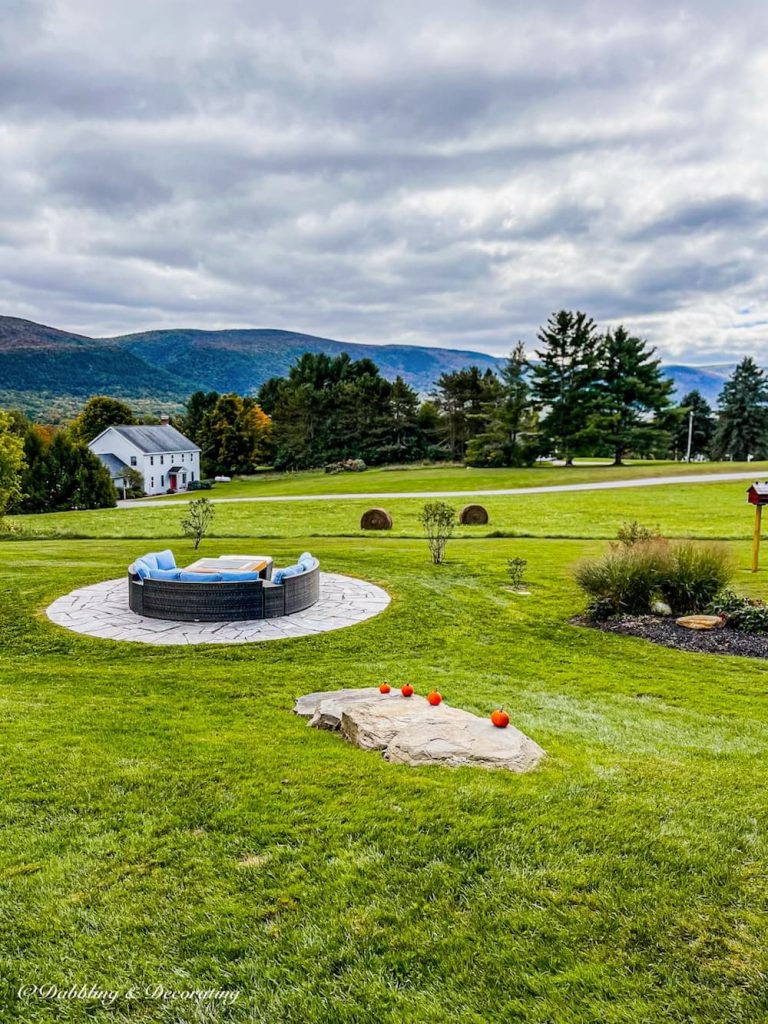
[2,0,768,363]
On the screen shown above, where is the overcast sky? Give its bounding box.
[1,0,767,363]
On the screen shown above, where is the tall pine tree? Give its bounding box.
[465,343,537,467]
[713,357,768,460]
[530,310,600,465]
[673,390,715,460]
[587,326,673,465]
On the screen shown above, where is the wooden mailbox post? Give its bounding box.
[747,483,768,571]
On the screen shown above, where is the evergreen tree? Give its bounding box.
[388,376,422,460]
[530,310,600,465]
[672,390,715,460]
[587,326,674,465]
[10,427,115,513]
[713,357,768,460]
[182,391,219,447]
[259,353,428,470]
[465,344,537,467]
[434,366,502,461]
[69,395,135,444]
[13,424,49,512]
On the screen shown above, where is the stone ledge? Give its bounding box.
[294,688,544,772]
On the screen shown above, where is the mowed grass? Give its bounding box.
[142,458,768,501]
[11,478,766,542]
[1,487,768,1020]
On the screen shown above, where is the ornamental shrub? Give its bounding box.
[708,590,768,634]
[658,542,733,616]
[575,540,667,619]
[575,539,733,619]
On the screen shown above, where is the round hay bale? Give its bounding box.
[360,508,392,530]
[459,503,489,526]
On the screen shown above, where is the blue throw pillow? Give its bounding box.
[218,571,262,582]
[142,553,159,571]
[148,568,182,581]
[298,552,314,569]
[131,558,153,579]
[155,549,176,570]
[176,571,224,582]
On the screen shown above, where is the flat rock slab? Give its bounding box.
[46,574,390,645]
[294,688,544,772]
[676,614,725,630]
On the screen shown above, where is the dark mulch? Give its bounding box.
[572,614,768,660]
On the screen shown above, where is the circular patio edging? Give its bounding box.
[46,572,390,645]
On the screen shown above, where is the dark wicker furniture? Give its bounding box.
[129,558,320,622]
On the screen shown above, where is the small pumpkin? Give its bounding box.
[427,691,442,706]
[401,684,414,697]
[491,707,510,729]
[379,682,391,694]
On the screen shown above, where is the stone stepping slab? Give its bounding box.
[294,688,544,772]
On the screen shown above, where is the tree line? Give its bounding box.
[251,312,768,468]
[3,308,768,519]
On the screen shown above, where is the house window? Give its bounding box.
[160,455,164,465]
[151,477,154,488]
[150,456,154,466]
[191,472,195,482]
[161,475,165,487]
[130,456,137,467]
[182,472,187,484]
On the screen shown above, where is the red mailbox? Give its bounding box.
[748,482,768,506]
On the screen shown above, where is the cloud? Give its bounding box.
[1,0,768,365]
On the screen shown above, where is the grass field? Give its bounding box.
[2,478,768,1021]
[141,459,768,501]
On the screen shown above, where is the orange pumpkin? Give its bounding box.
[491,707,510,728]
[427,691,442,706]
[379,683,391,694]
[401,684,414,697]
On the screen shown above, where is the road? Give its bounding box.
[117,470,763,508]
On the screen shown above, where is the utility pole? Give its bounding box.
[684,409,694,462]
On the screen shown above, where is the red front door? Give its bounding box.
[168,473,177,490]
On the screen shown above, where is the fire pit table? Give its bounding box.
[185,555,273,578]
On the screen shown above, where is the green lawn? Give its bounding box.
[12,478,765,542]
[2,485,768,1021]
[142,459,768,501]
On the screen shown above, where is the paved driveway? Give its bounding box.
[118,470,762,508]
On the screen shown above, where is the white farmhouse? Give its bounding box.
[89,422,201,497]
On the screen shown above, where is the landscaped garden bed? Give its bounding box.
[573,521,768,658]
[573,612,768,658]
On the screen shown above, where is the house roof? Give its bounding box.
[97,452,131,479]
[109,424,199,454]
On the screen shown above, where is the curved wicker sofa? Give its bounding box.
[129,558,320,622]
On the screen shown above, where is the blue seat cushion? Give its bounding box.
[298,552,315,569]
[142,553,159,571]
[176,571,224,582]
[273,563,304,585]
[147,568,183,581]
[218,571,263,582]
[154,549,176,570]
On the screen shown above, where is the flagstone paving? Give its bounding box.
[46,573,390,645]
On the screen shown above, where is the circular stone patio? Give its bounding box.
[46,573,390,645]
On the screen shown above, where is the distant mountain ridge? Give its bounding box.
[0,315,733,418]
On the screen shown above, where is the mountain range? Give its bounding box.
[0,315,734,420]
